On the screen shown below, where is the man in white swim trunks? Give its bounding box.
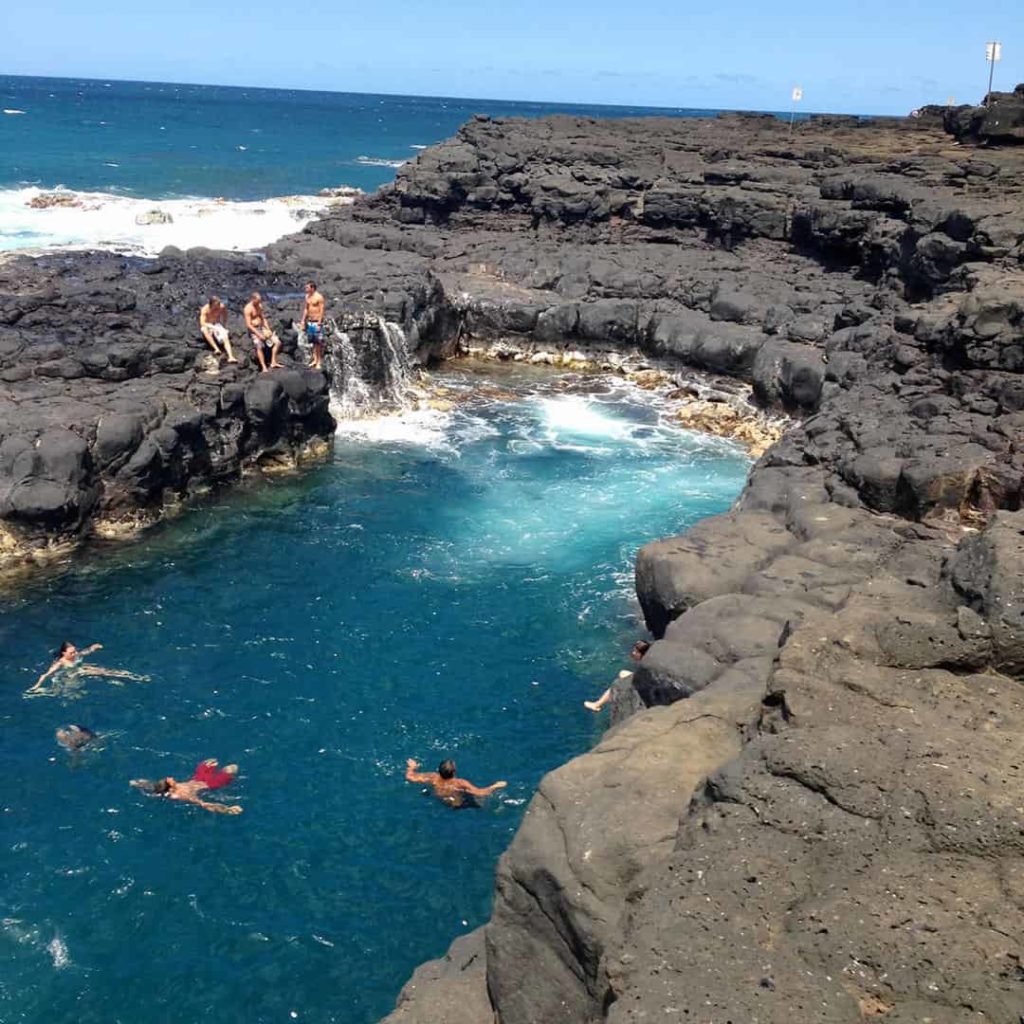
[199,296,237,363]
[243,291,282,372]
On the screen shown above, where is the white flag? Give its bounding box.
[792,86,803,102]
[986,42,1002,62]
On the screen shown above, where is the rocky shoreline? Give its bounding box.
[2,91,1023,1021]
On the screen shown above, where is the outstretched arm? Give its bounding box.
[82,643,102,656]
[30,659,61,690]
[457,778,507,798]
[405,759,436,784]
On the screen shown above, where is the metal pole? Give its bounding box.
[986,55,995,104]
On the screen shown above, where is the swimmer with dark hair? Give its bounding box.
[29,640,148,694]
[584,639,651,713]
[404,757,506,809]
[131,758,242,815]
[56,724,97,751]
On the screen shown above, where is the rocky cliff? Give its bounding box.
[2,105,1022,1021]
[0,249,334,573]
[336,112,1019,1022]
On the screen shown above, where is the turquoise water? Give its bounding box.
[0,75,732,199]
[0,370,749,1023]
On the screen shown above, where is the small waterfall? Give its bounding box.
[298,313,412,419]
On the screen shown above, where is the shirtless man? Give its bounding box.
[243,291,282,372]
[199,296,237,363]
[584,639,651,712]
[131,758,242,815]
[405,758,506,809]
[299,280,326,370]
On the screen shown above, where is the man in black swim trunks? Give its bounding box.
[404,758,506,808]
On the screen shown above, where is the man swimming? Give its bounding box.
[56,724,97,751]
[243,291,282,372]
[29,640,148,694]
[584,639,651,712]
[404,758,506,809]
[131,758,242,815]
[199,295,237,363]
[299,280,326,370]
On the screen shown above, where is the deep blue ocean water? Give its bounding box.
[0,370,750,1023]
[0,75,737,199]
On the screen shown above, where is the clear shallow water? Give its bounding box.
[0,371,749,1023]
[0,75,777,252]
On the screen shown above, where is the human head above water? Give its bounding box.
[631,640,651,661]
[152,778,175,795]
[57,640,76,659]
[438,759,456,780]
[56,724,96,749]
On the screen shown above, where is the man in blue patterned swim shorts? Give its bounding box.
[300,280,326,370]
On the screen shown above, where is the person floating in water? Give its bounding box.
[55,724,97,751]
[584,639,651,713]
[299,280,326,370]
[405,758,506,809]
[131,758,242,815]
[29,641,149,694]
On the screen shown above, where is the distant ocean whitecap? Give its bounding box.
[3,108,26,115]
[355,156,407,169]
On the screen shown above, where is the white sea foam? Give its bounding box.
[355,156,407,168]
[47,935,70,969]
[538,395,633,442]
[3,108,26,115]
[332,405,452,449]
[0,186,354,255]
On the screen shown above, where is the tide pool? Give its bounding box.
[0,370,749,1023]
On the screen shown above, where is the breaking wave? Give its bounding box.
[0,186,356,255]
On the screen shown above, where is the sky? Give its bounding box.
[1,0,1021,115]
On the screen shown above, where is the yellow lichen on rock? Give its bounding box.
[674,400,783,457]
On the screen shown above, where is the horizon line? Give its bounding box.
[0,71,888,120]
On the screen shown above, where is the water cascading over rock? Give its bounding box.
[314,312,413,417]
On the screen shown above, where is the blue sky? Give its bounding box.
[1,0,1021,114]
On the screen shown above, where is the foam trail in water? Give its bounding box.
[538,395,633,442]
[0,186,353,254]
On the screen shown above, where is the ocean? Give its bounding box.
[0,368,751,1023]
[0,75,732,254]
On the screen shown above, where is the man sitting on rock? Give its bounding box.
[243,291,282,372]
[584,639,651,712]
[199,295,237,364]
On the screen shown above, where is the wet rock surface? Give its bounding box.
[3,108,1023,1021]
[0,251,334,570]
[329,113,1020,1022]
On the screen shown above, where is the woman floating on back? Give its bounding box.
[28,641,149,695]
[132,758,243,815]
